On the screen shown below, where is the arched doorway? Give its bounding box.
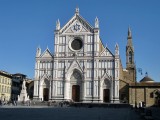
[103,79,110,103]
[43,88,49,101]
[72,85,80,102]
[42,79,49,101]
[103,89,110,102]
[70,70,82,102]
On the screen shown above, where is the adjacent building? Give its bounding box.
[118,27,160,107]
[11,73,33,100]
[11,73,27,100]
[119,27,136,103]
[129,74,160,107]
[26,79,34,99]
[0,71,12,101]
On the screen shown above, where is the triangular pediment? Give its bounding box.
[40,48,53,58]
[100,47,114,57]
[101,72,112,81]
[60,14,93,34]
[40,73,50,80]
[66,60,83,76]
[39,72,51,86]
[65,59,84,80]
[100,72,112,87]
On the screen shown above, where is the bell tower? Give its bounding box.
[126,27,135,69]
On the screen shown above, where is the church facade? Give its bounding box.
[33,8,121,103]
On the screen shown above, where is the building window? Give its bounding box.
[70,38,83,51]
[87,45,92,51]
[86,82,92,95]
[2,78,4,84]
[94,82,98,96]
[7,87,9,93]
[87,60,92,68]
[9,87,11,93]
[150,92,154,98]
[8,80,10,85]
[86,70,92,78]
[57,82,63,95]
[129,51,132,63]
[2,86,4,93]
[5,86,6,93]
[58,70,63,78]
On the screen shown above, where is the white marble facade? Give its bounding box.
[33,8,120,103]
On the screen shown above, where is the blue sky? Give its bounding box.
[0,0,160,81]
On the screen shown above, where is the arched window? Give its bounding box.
[129,51,132,63]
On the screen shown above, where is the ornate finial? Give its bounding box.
[115,43,119,49]
[75,6,79,15]
[95,17,99,28]
[128,26,132,37]
[56,19,60,30]
[36,46,41,57]
[115,43,119,55]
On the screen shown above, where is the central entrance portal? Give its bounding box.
[103,89,110,103]
[43,88,49,101]
[72,85,80,102]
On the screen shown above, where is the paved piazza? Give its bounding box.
[0,107,141,120]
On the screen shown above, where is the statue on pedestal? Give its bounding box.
[18,80,29,102]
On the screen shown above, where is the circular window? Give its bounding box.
[71,38,83,50]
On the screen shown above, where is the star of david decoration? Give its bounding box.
[72,22,81,32]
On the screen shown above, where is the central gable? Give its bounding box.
[60,14,93,34]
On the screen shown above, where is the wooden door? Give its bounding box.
[103,89,110,103]
[72,85,80,102]
[43,88,49,101]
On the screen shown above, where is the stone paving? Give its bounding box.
[149,107,160,120]
[0,106,141,120]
